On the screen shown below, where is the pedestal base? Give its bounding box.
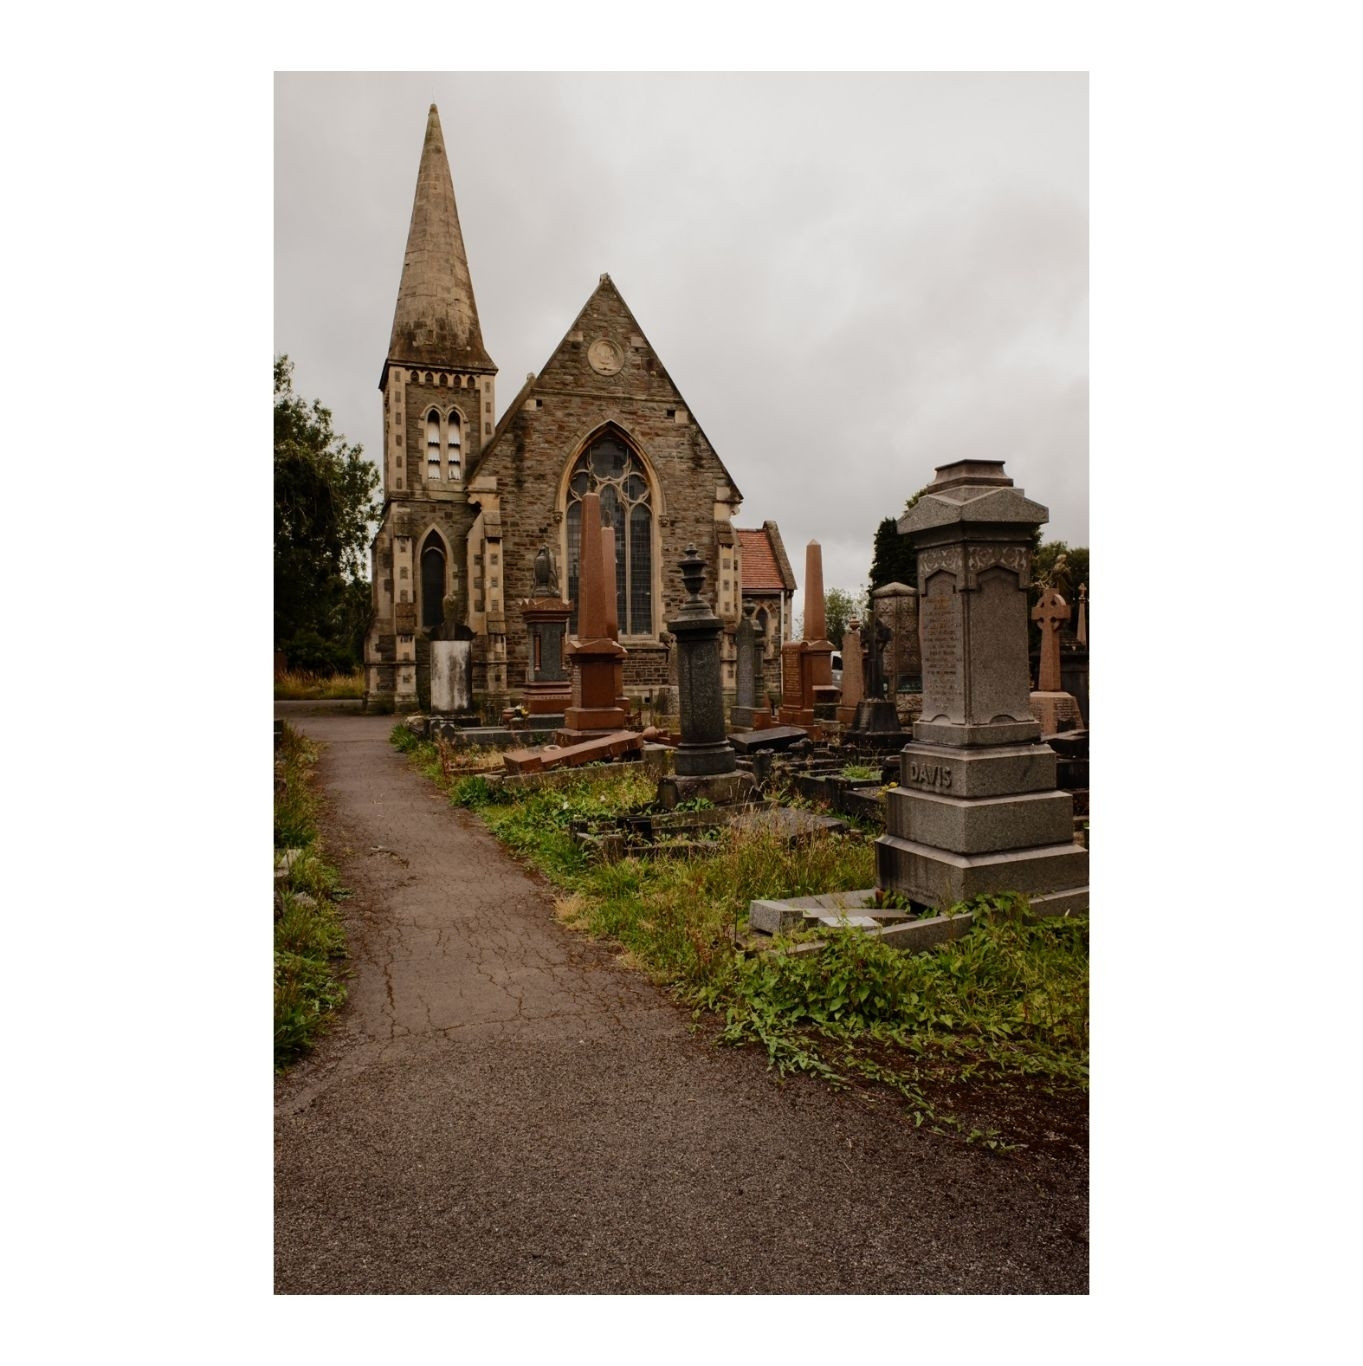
[563,706,628,731]
[675,739,739,777]
[875,833,1089,915]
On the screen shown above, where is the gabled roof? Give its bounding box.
[474,273,741,498]
[737,522,797,593]
[385,105,495,376]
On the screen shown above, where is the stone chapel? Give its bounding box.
[364,105,794,713]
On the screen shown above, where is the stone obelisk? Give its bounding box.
[778,539,837,728]
[563,492,628,732]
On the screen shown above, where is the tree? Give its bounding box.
[1029,540,1089,651]
[1032,540,1089,602]
[274,356,380,672]
[868,487,928,594]
[824,586,869,651]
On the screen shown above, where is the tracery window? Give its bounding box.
[565,433,654,636]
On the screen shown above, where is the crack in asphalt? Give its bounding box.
[274,706,1088,1295]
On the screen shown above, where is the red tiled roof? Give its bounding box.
[737,527,791,593]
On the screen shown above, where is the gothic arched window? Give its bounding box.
[425,410,441,480]
[420,531,446,631]
[447,410,462,480]
[565,433,654,637]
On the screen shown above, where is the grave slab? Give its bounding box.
[502,730,643,775]
[729,726,808,754]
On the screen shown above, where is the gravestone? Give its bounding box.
[563,491,628,733]
[1030,588,1083,735]
[430,641,472,713]
[520,544,572,717]
[875,458,1088,916]
[836,619,866,725]
[731,601,762,730]
[658,546,753,808]
[430,590,475,714]
[872,581,921,695]
[778,540,837,728]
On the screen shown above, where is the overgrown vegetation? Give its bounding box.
[394,730,1088,1145]
[274,724,350,1068]
[274,667,366,700]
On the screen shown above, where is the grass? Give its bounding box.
[274,724,351,1068]
[274,668,365,700]
[394,730,1088,1145]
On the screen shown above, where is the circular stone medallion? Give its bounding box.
[587,338,624,375]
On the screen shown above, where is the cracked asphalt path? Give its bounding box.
[274,703,1088,1294]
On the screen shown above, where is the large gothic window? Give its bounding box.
[565,433,654,636]
[420,531,446,630]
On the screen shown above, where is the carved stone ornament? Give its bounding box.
[917,546,963,583]
[587,338,624,375]
[967,544,1031,588]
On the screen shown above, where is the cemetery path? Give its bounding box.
[274,703,1088,1295]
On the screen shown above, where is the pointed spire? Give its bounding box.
[388,105,495,372]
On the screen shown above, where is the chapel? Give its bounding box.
[364,105,794,713]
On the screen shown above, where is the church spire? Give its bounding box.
[387,104,495,372]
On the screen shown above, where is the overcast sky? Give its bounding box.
[275,72,1087,617]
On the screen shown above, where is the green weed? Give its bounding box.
[274,724,350,1069]
[393,731,1088,1143]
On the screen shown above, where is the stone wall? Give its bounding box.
[472,277,742,696]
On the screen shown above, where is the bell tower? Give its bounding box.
[365,104,499,712]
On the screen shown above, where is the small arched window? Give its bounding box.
[447,410,462,480]
[420,531,446,631]
[425,410,442,480]
[565,433,654,636]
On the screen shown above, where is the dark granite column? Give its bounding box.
[669,547,735,776]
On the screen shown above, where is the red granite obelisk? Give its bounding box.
[778,539,837,727]
[564,492,628,732]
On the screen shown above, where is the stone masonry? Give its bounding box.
[363,106,771,712]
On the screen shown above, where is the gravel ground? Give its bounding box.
[274,703,1088,1294]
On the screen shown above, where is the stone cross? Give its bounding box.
[1032,588,1071,693]
[1076,583,1087,647]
